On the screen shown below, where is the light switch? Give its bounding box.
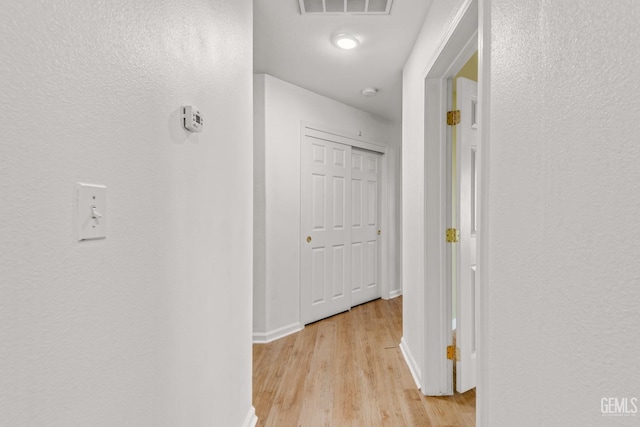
[77,183,106,241]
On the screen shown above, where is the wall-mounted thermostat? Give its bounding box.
[182,106,203,132]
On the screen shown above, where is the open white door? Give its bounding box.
[456,77,478,393]
[350,149,382,306]
[301,136,352,325]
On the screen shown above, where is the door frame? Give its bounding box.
[299,123,392,322]
[476,1,490,424]
[421,0,481,396]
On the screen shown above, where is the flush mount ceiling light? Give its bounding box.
[331,33,359,50]
[361,87,378,97]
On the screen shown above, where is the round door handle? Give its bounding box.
[306,236,312,243]
[377,230,381,235]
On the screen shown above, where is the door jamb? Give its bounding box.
[476,1,491,425]
[421,0,479,396]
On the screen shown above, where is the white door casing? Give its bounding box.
[456,77,478,393]
[301,136,352,325]
[351,149,382,306]
[417,0,477,398]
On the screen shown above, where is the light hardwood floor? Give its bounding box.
[253,297,475,426]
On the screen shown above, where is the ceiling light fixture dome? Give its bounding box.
[331,33,359,50]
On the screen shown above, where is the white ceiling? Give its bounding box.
[253,0,433,123]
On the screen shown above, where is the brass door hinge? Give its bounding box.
[446,228,459,243]
[447,345,460,361]
[447,110,461,126]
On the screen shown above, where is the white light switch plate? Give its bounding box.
[77,183,106,241]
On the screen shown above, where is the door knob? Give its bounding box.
[377,230,381,235]
[306,236,312,243]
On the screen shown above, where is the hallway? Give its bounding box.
[253,298,475,426]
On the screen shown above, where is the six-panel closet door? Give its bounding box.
[350,149,382,306]
[301,136,352,325]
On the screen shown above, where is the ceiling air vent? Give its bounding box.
[299,0,394,15]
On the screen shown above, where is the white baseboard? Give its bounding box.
[388,289,402,299]
[253,322,304,344]
[241,406,258,427]
[381,288,402,300]
[399,337,421,390]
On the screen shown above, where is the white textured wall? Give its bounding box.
[0,1,254,426]
[401,0,467,387]
[254,74,401,338]
[483,1,640,425]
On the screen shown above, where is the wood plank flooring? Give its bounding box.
[252,297,475,426]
